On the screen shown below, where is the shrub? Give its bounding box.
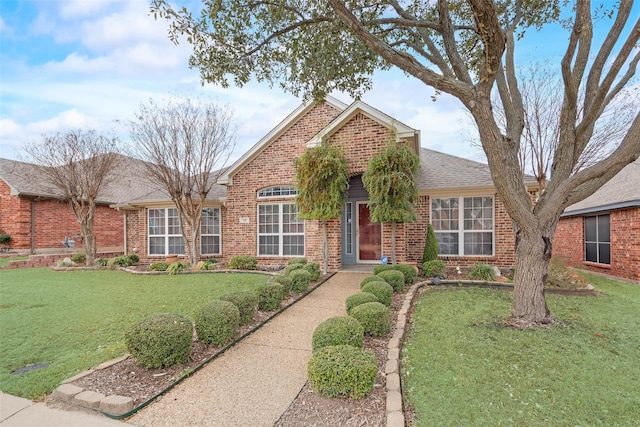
[307,345,377,398]
[94,258,109,267]
[228,255,257,270]
[287,258,307,265]
[149,262,169,272]
[302,262,321,281]
[423,259,446,277]
[256,283,284,311]
[124,313,192,369]
[312,316,364,352]
[284,263,304,275]
[272,274,294,295]
[290,269,313,293]
[468,263,497,281]
[200,258,218,270]
[361,281,393,307]
[377,270,405,292]
[349,302,391,336]
[194,300,240,346]
[373,264,395,275]
[167,261,190,275]
[0,233,11,245]
[70,253,86,264]
[108,256,132,268]
[125,253,140,264]
[423,223,439,263]
[360,275,387,289]
[345,292,379,315]
[393,264,417,284]
[220,291,258,325]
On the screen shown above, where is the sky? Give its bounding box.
[0,1,637,164]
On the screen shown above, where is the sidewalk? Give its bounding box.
[128,272,365,427]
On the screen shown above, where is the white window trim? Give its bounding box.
[431,196,495,257]
[257,185,299,199]
[256,202,305,257]
[200,207,222,256]
[148,207,184,256]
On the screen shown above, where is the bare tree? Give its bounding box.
[22,130,123,266]
[128,97,236,265]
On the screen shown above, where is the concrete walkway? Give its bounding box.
[128,272,365,427]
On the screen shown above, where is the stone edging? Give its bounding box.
[385,281,423,427]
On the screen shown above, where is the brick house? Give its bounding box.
[118,97,537,271]
[0,155,155,255]
[554,157,640,281]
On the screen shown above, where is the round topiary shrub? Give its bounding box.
[290,269,313,293]
[272,274,294,295]
[361,281,393,307]
[373,264,395,275]
[256,283,284,311]
[307,345,378,398]
[393,264,417,284]
[360,275,387,289]
[345,292,379,315]
[312,316,364,352]
[349,302,391,336]
[220,291,258,326]
[125,313,192,369]
[377,270,405,292]
[284,263,304,275]
[303,262,321,281]
[194,300,240,346]
[125,253,140,264]
[287,257,307,266]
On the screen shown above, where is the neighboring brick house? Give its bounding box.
[118,97,537,271]
[0,155,154,255]
[554,158,640,281]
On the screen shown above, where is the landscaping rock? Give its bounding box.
[54,384,84,401]
[74,390,105,409]
[100,395,133,415]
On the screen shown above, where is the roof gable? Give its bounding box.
[217,96,348,185]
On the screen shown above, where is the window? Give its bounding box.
[431,196,494,256]
[257,185,299,198]
[585,214,610,264]
[201,208,221,255]
[148,208,184,255]
[258,203,304,256]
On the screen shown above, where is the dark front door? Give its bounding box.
[358,203,381,262]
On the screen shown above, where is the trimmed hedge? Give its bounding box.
[284,263,304,275]
[349,302,391,336]
[360,275,387,289]
[307,345,378,398]
[228,255,257,270]
[393,264,416,284]
[376,270,405,292]
[272,274,294,295]
[194,300,240,346]
[220,291,258,326]
[423,259,446,277]
[361,281,393,307]
[373,264,395,275]
[345,292,379,315]
[302,262,320,281]
[312,316,364,352]
[290,269,313,293]
[256,283,285,311]
[288,258,307,265]
[125,313,192,369]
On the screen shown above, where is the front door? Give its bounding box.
[357,203,381,263]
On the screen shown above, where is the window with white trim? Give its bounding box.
[431,196,494,256]
[257,185,299,198]
[148,208,184,255]
[201,208,221,255]
[584,214,610,264]
[258,203,304,256]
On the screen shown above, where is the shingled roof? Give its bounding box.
[562,157,640,216]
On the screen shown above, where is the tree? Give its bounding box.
[22,130,122,266]
[294,142,350,274]
[423,224,439,265]
[362,139,420,265]
[128,98,236,266]
[151,0,640,325]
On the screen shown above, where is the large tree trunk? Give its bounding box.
[511,226,555,325]
[321,220,328,275]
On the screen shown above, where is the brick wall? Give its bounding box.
[555,207,640,281]
[0,179,124,253]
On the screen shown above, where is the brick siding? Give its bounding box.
[554,207,640,281]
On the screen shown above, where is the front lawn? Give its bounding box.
[0,256,29,267]
[0,268,269,399]
[402,274,640,426]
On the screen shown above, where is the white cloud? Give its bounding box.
[58,0,115,19]
[27,109,101,134]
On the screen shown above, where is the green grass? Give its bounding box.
[0,256,29,267]
[402,274,640,426]
[0,268,269,399]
